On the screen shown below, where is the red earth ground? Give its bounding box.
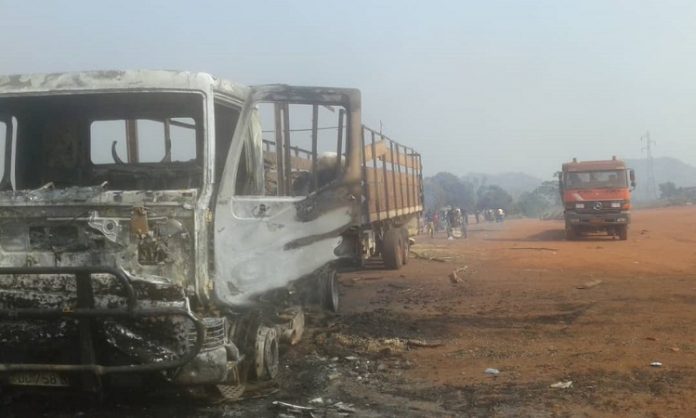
[4,206,696,417]
[329,206,696,416]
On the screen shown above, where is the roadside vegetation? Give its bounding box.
[424,172,562,218]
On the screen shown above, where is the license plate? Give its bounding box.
[9,372,70,387]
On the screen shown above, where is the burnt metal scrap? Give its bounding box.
[0,70,366,398]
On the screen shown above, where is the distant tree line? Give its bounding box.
[424,172,561,218]
[659,181,696,204]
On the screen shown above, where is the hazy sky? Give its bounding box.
[3,0,696,178]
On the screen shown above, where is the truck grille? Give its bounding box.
[188,317,226,352]
[576,201,620,213]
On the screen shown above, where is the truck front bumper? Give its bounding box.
[565,211,630,226]
[0,266,233,390]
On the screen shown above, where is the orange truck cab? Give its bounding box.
[559,157,636,240]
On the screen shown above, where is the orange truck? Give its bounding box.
[559,157,636,240]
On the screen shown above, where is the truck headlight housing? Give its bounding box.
[575,203,585,209]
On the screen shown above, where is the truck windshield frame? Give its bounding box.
[0,91,206,191]
[564,170,628,190]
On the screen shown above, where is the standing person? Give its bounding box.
[496,208,505,223]
[433,211,440,235]
[447,208,464,239]
[461,209,468,239]
[425,211,435,238]
[446,208,456,239]
[475,210,480,224]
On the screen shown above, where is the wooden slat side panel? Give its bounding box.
[363,140,420,170]
[366,166,422,220]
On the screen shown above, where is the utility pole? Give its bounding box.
[641,131,657,200]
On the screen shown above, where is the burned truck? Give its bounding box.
[0,70,382,398]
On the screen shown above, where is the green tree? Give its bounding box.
[476,185,514,212]
[514,180,562,217]
[535,180,561,206]
[516,191,549,217]
[424,172,477,212]
[659,182,678,199]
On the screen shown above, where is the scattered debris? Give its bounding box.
[577,279,603,289]
[388,283,409,290]
[410,250,451,262]
[650,362,663,368]
[449,266,469,283]
[309,397,324,405]
[407,339,444,348]
[549,381,573,389]
[645,336,658,341]
[333,402,357,413]
[508,247,559,252]
[329,333,442,354]
[271,400,315,415]
[671,347,680,352]
[484,368,500,376]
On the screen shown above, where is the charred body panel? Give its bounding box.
[213,85,362,305]
[0,71,364,393]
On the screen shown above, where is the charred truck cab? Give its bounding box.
[559,157,636,241]
[0,71,364,398]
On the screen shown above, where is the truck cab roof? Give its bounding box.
[0,69,250,100]
[562,159,626,172]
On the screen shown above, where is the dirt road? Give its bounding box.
[4,206,696,417]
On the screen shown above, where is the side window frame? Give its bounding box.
[0,115,12,189]
[89,118,198,165]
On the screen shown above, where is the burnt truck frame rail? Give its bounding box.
[0,266,204,377]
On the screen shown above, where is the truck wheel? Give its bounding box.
[319,269,339,312]
[618,225,628,240]
[382,228,403,270]
[253,326,279,381]
[401,228,409,265]
[565,226,577,241]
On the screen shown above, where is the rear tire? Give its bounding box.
[319,269,340,312]
[401,228,409,265]
[565,225,577,241]
[382,228,403,270]
[618,225,628,240]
